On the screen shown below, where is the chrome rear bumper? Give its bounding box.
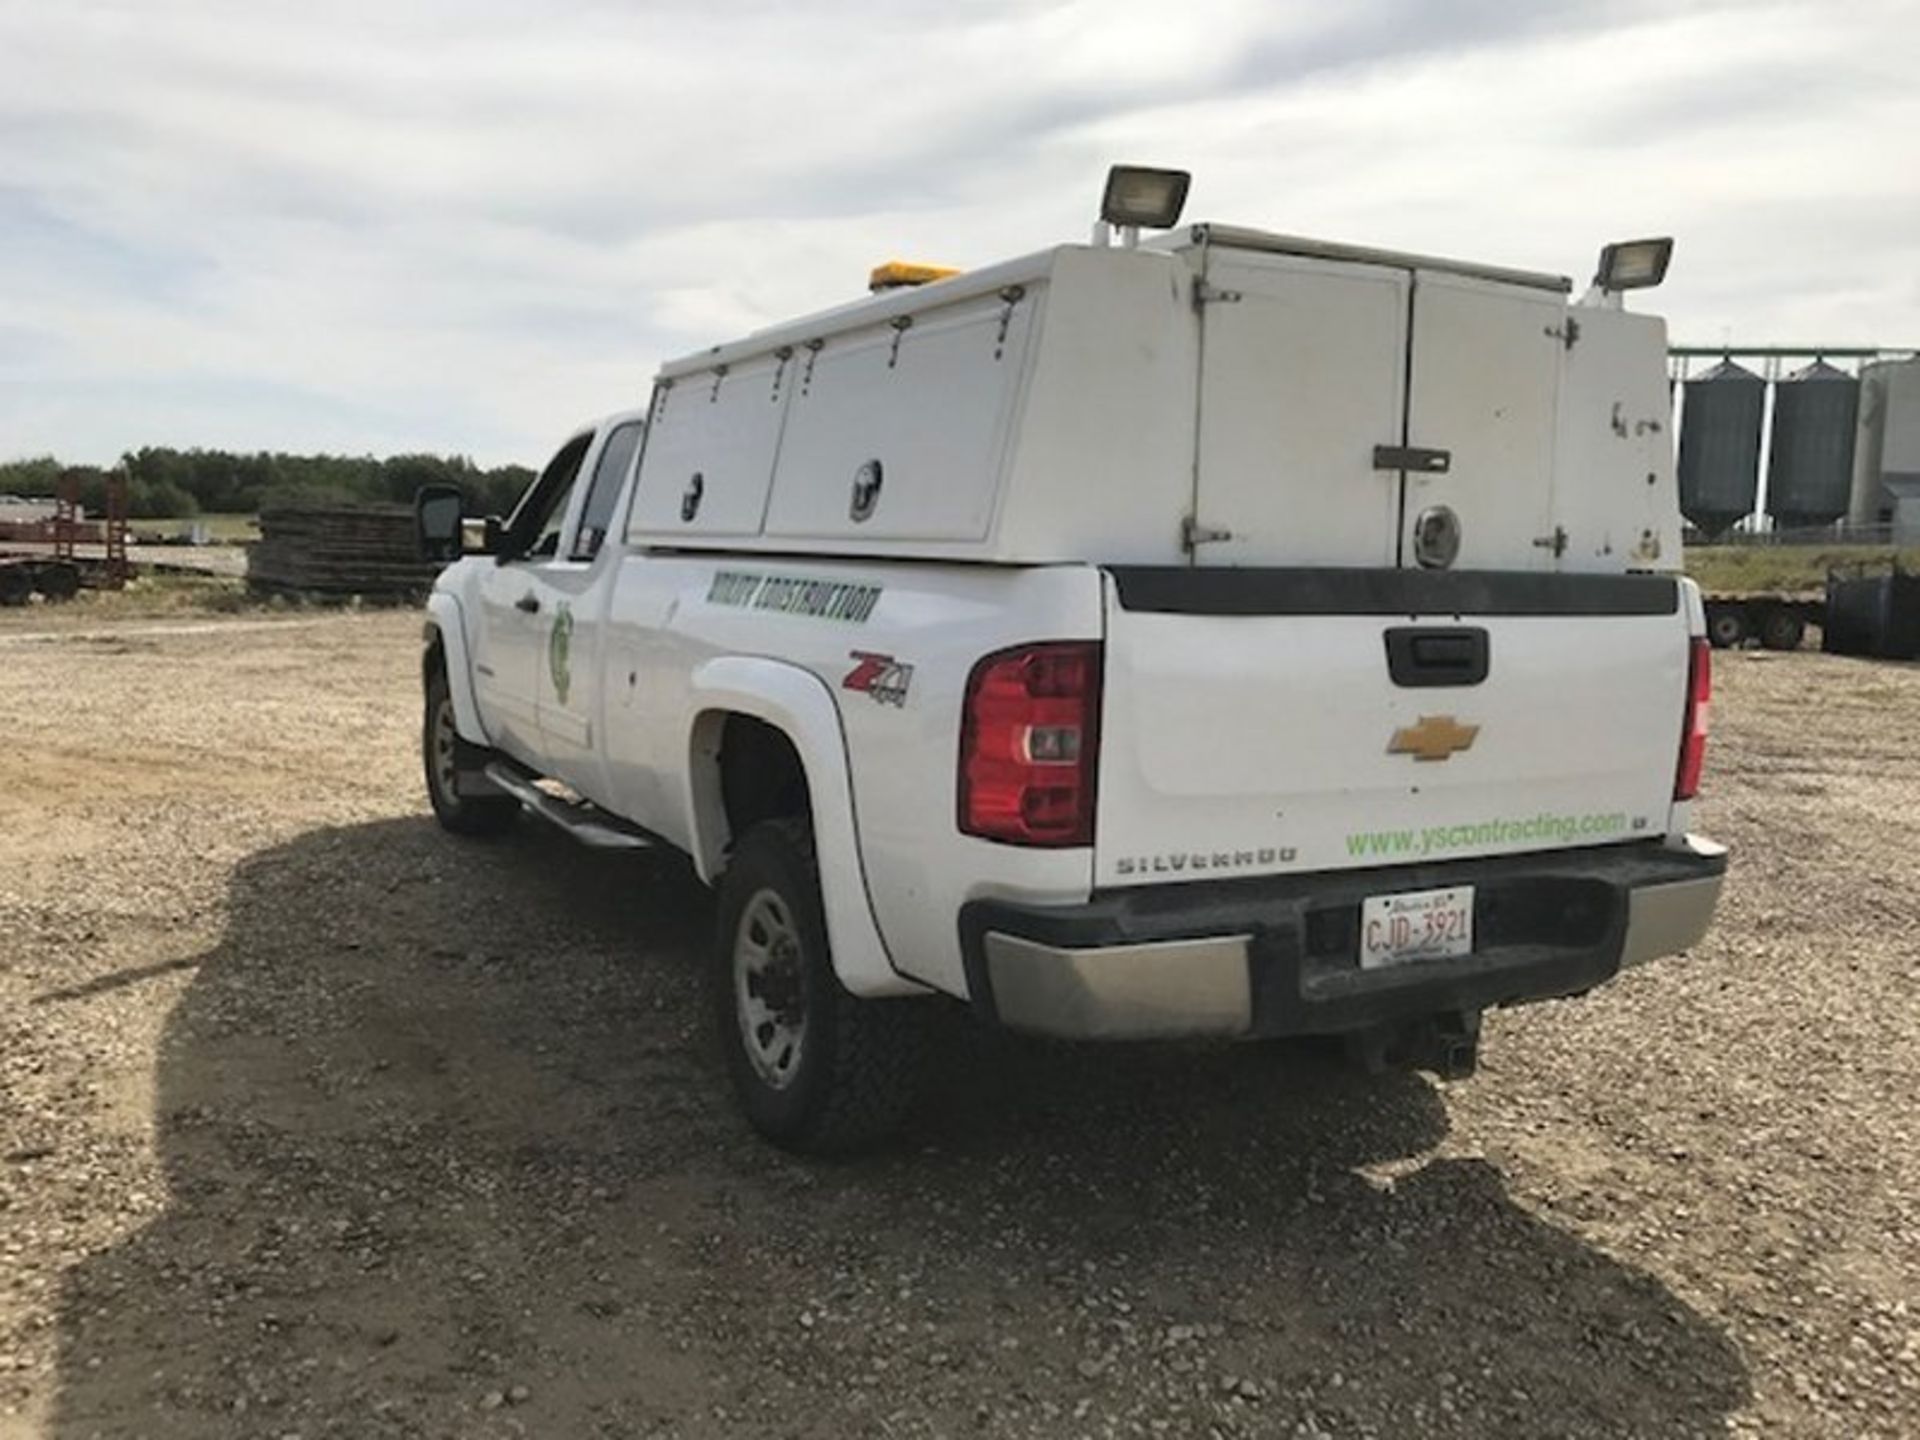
[963,836,1727,1041]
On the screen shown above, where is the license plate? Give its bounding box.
[1360,885,1475,969]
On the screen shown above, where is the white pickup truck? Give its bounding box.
[416,168,1725,1152]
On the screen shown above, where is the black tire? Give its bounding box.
[1706,604,1749,650]
[38,563,81,602]
[1759,606,1806,652]
[423,663,520,837]
[714,817,922,1153]
[0,567,29,607]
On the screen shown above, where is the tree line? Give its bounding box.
[0,449,536,521]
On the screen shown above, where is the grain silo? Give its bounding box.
[1677,358,1765,537]
[1765,360,1859,530]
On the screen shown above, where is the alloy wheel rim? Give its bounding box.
[431,697,460,802]
[733,888,808,1090]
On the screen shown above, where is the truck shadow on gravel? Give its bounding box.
[47,817,1748,1439]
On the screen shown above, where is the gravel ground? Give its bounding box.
[1,609,1915,1439]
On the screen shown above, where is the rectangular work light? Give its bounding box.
[1100,166,1192,230]
[1594,237,1674,292]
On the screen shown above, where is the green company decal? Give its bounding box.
[548,601,574,705]
[706,569,881,623]
[1345,810,1635,859]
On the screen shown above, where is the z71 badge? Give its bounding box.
[842,651,913,707]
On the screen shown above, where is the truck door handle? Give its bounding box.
[1384,627,1489,687]
[515,593,541,614]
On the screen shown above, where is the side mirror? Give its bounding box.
[414,485,466,562]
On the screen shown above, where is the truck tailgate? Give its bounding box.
[1093,570,1689,889]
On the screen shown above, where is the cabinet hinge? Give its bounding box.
[1181,516,1233,553]
[1192,280,1243,311]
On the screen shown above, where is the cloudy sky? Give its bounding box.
[3,0,1916,469]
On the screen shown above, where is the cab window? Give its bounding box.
[507,433,592,559]
[570,421,643,561]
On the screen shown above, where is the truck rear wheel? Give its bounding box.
[715,817,922,1153]
[424,666,519,837]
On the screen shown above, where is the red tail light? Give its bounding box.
[959,642,1102,847]
[1674,637,1711,801]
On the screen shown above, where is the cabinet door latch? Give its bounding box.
[1374,445,1452,474]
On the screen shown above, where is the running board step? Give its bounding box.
[482,761,656,851]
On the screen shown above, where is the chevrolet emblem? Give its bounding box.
[1389,714,1480,762]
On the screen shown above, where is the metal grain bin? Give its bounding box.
[1678,358,1764,537]
[1766,360,1859,530]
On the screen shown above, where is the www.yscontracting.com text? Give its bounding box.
[1347,811,1633,859]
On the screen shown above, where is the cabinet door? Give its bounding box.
[628,352,792,539]
[763,291,1035,543]
[1194,251,1408,567]
[1401,271,1563,571]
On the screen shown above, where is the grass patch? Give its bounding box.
[65,573,258,619]
[2,574,420,624]
[1685,545,1920,594]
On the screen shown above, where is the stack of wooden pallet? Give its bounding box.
[248,505,442,597]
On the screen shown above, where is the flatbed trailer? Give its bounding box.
[0,472,133,603]
[1700,590,1823,650]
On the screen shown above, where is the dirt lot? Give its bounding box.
[1,608,1916,1439]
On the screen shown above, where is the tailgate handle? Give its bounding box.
[1385,627,1489,687]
